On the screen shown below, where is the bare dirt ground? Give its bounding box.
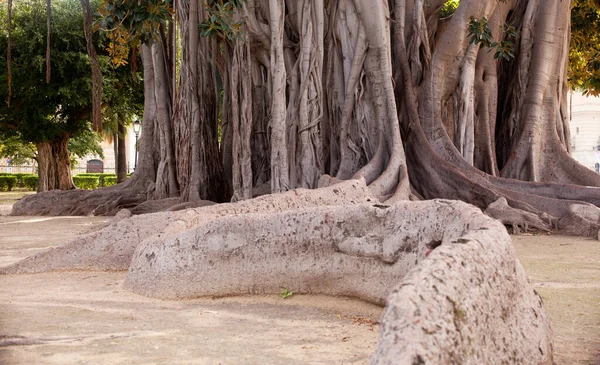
[512,234,600,365]
[0,193,381,365]
[0,191,598,364]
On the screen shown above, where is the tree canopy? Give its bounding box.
[1,0,142,188]
[570,0,600,95]
[0,0,95,145]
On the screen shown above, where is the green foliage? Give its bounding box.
[468,16,495,48]
[570,0,600,95]
[199,0,247,41]
[0,135,37,165]
[75,173,120,187]
[69,125,105,162]
[104,175,118,186]
[0,176,18,191]
[468,17,516,61]
[280,288,293,299]
[439,0,460,18]
[0,172,32,188]
[73,175,100,189]
[101,66,144,142]
[22,175,39,191]
[494,24,517,61]
[98,0,174,66]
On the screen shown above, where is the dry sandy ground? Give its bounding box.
[0,195,381,365]
[512,234,600,365]
[0,192,598,364]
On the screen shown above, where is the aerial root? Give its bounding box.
[90,194,147,216]
[557,203,600,237]
[484,197,554,234]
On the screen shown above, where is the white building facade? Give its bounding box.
[569,92,600,172]
[74,124,139,174]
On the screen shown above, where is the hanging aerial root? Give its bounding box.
[336,25,368,179]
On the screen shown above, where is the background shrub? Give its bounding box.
[73,176,100,190]
[22,175,39,191]
[103,176,118,187]
[0,175,18,191]
[75,173,119,187]
[0,173,29,187]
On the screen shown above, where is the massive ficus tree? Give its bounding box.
[14,0,600,236]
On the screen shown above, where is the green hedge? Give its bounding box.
[75,173,121,187]
[104,176,118,187]
[0,173,125,191]
[0,175,17,191]
[0,172,30,187]
[22,175,39,191]
[73,176,100,190]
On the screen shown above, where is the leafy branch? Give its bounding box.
[97,0,174,67]
[199,0,247,42]
[468,17,517,61]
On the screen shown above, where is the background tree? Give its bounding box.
[101,64,144,182]
[0,0,101,191]
[0,128,104,171]
[0,135,37,166]
[1,0,141,190]
[570,0,600,96]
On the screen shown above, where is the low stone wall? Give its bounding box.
[123,199,553,364]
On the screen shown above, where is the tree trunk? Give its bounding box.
[268,0,290,194]
[174,0,230,203]
[116,122,127,183]
[35,134,75,192]
[112,131,118,173]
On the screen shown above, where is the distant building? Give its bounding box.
[74,125,138,174]
[569,92,600,172]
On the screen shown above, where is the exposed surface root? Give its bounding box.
[558,204,600,237]
[484,197,551,234]
[0,179,375,274]
[11,180,149,216]
[90,194,148,216]
[124,200,494,301]
[1,184,553,363]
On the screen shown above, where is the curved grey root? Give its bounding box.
[124,200,482,302]
[372,219,552,364]
[0,179,375,274]
[123,199,553,364]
